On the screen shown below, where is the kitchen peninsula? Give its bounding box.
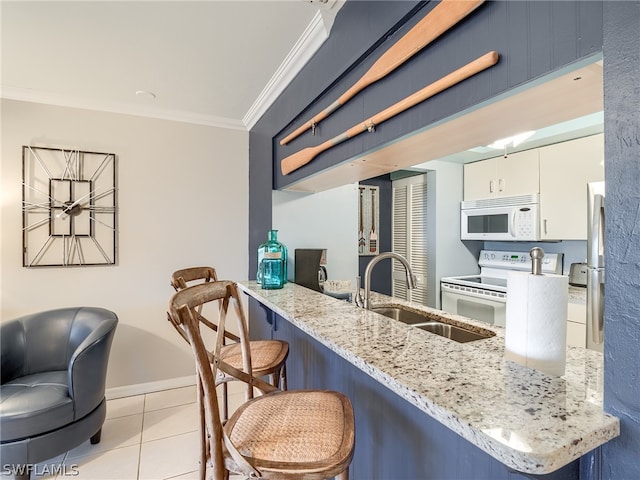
[239,281,618,480]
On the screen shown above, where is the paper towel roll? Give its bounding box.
[504,271,569,376]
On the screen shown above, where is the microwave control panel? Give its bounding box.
[514,207,537,239]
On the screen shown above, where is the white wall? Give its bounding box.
[272,184,358,283]
[0,99,249,390]
[425,160,483,308]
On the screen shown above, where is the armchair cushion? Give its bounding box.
[0,371,73,441]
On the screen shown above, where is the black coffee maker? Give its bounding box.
[294,249,327,292]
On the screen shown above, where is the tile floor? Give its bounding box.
[3,385,246,480]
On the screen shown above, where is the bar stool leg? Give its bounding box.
[222,381,229,423]
[281,363,288,391]
[197,378,207,480]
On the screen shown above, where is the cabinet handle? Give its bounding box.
[544,219,548,235]
[489,180,494,193]
[498,178,504,192]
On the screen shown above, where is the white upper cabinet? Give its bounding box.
[463,149,540,200]
[539,134,604,240]
[462,134,604,240]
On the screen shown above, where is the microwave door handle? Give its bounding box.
[510,209,517,237]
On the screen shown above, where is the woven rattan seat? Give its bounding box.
[168,281,354,480]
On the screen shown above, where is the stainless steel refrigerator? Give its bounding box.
[587,181,605,352]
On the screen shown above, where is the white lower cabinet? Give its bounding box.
[566,298,587,348]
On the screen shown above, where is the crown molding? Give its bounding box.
[1,2,344,132]
[0,86,246,130]
[243,3,344,130]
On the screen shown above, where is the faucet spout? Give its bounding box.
[362,252,416,309]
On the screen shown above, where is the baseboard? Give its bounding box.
[105,375,196,400]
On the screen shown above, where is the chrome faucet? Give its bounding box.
[359,252,417,309]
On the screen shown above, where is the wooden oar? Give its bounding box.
[279,0,485,146]
[358,188,366,253]
[369,189,377,253]
[281,51,499,176]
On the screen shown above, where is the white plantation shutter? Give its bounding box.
[392,185,409,300]
[392,175,428,304]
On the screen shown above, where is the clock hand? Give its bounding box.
[56,190,94,218]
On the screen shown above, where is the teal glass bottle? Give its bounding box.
[257,230,287,289]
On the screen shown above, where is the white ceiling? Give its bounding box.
[1,1,342,130]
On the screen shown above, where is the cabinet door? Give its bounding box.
[463,158,496,200]
[567,299,586,348]
[539,134,604,240]
[496,149,540,197]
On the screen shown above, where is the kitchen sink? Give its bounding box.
[372,306,495,343]
[372,306,434,325]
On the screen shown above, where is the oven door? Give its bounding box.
[440,282,506,327]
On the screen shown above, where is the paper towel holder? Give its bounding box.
[530,247,544,275]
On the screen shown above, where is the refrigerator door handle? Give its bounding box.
[587,182,605,345]
[588,192,605,268]
[587,268,605,344]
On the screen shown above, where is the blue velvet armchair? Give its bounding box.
[1,307,118,480]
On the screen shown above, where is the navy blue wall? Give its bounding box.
[273,0,603,190]
[601,2,640,479]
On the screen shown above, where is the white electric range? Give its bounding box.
[440,250,563,327]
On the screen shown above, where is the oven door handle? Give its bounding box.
[441,283,506,302]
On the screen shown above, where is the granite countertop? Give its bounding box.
[237,281,619,475]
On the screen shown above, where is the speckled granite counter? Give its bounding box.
[238,281,619,475]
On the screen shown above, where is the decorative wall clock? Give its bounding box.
[22,146,117,267]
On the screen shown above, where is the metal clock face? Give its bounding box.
[22,146,117,267]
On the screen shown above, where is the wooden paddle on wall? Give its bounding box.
[370,188,377,253]
[358,187,366,254]
[281,51,499,176]
[279,0,485,146]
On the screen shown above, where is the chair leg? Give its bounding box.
[10,465,31,480]
[197,379,207,480]
[281,363,287,391]
[222,381,229,423]
[90,428,102,444]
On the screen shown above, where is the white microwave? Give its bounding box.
[460,194,540,241]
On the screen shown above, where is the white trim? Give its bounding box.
[1,3,343,130]
[0,86,246,131]
[243,9,333,130]
[105,375,196,400]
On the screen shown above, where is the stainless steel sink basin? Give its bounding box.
[372,306,495,343]
[372,306,433,325]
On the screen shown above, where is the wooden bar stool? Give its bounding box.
[170,266,288,418]
[168,281,355,480]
